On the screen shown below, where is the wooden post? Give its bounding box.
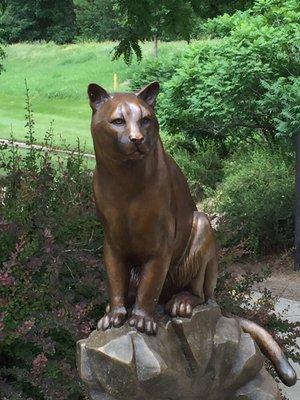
[295,129,300,270]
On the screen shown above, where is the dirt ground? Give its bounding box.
[222,250,300,301]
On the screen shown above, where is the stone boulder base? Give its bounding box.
[77,303,281,400]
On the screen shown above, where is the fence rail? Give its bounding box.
[0,138,95,159]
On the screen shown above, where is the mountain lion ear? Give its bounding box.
[135,81,160,107]
[88,83,110,112]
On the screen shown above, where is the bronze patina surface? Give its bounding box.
[77,304,281,400]
[87,81,296,388]
[89,81,217,335]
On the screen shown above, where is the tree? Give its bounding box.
[0,44,4,75]
[0,0,7,14]
[75,0,197,59]
[0,0,5,75]
[75,0,124,42]
[0,0,76,44]
[111,0,254,63]
[111,1,195,63]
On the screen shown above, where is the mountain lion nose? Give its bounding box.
[129,135,144,145]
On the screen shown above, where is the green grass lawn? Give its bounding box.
[0,41,186,151]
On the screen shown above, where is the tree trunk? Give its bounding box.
[153,34,158,58]
[295,130,300,270]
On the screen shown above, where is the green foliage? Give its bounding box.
[203,11,250,38]
[75,0,124,42]
[0,0,5,74]
[204,0,300,38]
[113,37,143,65]
[0,0,76,44]
[0,0,262,62]
[206,147,294,254]
[0,88,105,399]
[190,0,255,18]
[0,1,8,14]
[0,41,4,74]
[111,0,198,63]
[111,0,255,62]
[129,55,179,92]
[162,133,223,199]
[159,1,300,148]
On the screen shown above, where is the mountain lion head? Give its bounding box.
[88,81,160,162]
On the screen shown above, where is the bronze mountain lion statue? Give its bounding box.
[87,81,296,387]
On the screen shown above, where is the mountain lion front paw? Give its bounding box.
[97,306,127,330]
[129,308,157,335]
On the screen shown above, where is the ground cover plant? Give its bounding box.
[204,147,295,255]
[0,92,105,400]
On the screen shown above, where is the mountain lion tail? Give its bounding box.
[238,317,297,387]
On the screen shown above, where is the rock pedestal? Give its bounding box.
[77,303,281,400]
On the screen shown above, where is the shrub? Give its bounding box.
[203,0,300,38]
[154,0,300,151]
[203,11,249,38]
[129,54,180,92]
[162,133,223,198]
[0,90,105,399]
[206,147,295,254]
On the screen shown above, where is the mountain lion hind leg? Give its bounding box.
[165,212,218,318]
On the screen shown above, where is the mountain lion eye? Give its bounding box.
[141,117,151,125]
[111,118,125,125]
